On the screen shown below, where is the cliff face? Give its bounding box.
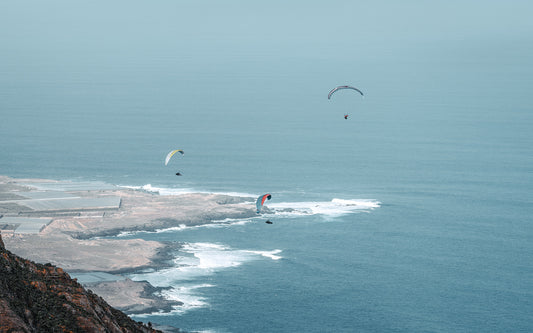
[0,234,160,333]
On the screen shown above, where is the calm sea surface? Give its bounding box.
[1,1,532,332]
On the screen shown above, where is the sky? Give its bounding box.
[2,0,533,60]
[1,0,532,131]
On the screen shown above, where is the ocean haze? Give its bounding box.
[1,1,533,332]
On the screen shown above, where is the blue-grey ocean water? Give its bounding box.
[1,1,533,332]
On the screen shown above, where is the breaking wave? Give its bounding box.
[128,242,282,315]
[268,198,381,217]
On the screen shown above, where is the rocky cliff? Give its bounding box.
[0,233,161,333]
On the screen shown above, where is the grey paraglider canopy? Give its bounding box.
[328,85,364,99]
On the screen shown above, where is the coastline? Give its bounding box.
[0,175,257,314]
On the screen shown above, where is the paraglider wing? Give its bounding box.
[328,85,364,99]
[165,149,184,166]
[256,194,272,213]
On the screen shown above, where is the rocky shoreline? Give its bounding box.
[0,175,257,315]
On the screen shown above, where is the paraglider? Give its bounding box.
[327,85,364,99]
[165,150,185,176]
[165,149,184,166]
[328,85,364,119]
[256,194,272,214]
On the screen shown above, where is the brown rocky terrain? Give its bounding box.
[0,234,161,332]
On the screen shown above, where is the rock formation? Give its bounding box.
[0,233,161,332]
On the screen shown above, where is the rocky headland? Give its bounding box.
[0,175,257,318]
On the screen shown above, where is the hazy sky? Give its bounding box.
[1,0,532,59]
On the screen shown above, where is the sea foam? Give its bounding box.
[128,242,283,315]
[268,198,380,217]
[120,184,256,198]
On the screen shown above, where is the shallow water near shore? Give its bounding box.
[2,1,533,332]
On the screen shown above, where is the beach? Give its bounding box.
[0,175,257,314]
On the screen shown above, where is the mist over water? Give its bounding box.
[2,1,533,332]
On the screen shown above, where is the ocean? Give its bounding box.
[1,1,533,332]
